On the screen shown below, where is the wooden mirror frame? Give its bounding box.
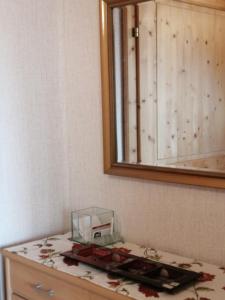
[100,0,225,189]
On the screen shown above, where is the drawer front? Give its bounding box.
[90,294,109,300]
[12,294,27,300]
[11,261,90,300]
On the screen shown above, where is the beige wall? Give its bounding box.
[65,0,225,267]
[0,3,225,299]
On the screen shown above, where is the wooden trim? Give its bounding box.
[2,250,130,300]
[100,0,225,189]
[177,0,225,11]
[5,258,12,300]
[121,7,129,161]
[107,165,225,189]
[100,1,113,171]
[134,5,141,163]
[108,4,118,164]
[103,0,225,11]
[104,0,154,7]
[12,294,26,300]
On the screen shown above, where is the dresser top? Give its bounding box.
[5,232,225,300]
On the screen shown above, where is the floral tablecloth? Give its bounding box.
[7,232,225,300]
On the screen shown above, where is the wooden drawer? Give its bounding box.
[12,294,26,300]
[90,294,109,300]
[10,261,90,300]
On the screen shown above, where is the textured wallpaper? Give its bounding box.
[0,2,70,299]
[0,3,225,300]
[63,0,225,267]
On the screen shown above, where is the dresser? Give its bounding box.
[2,233,225,300]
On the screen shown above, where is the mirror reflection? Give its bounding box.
[112,0,225,173]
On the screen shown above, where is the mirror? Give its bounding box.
[100,0,225,188]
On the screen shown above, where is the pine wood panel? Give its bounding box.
[126,5,138,163]
[122,1,157,164]
[173,154,225,171]
[178,0,225,11]
[157,0,225,162]
[139,1,157,165]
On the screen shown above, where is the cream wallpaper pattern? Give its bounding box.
[0,2,225,299]
[64,0,225,266]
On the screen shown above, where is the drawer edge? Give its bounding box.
[3,250,132,300]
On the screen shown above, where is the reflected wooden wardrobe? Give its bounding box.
[100,0,225,188]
